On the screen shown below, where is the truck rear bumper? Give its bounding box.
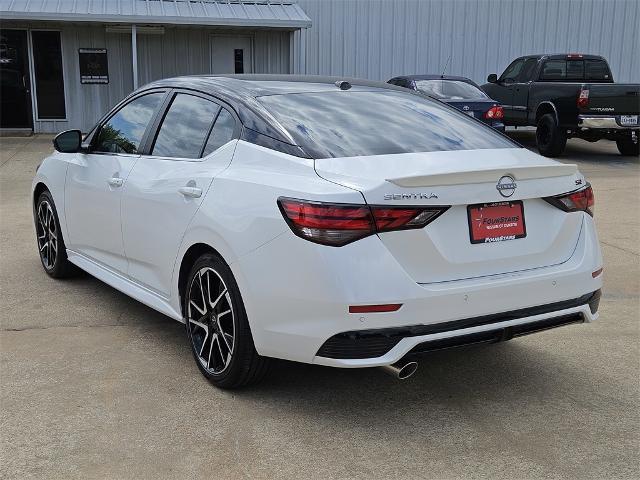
[578,115,639,130]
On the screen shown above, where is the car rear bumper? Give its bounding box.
[232,214,603,367]
[314,290,599,367]
[578,115,639,130]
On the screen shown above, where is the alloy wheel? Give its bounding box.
[36,200,57,269]
[186,267,236,374]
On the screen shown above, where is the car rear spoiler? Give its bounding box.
[386,164,578,187]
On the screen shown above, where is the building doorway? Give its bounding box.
[210,35,253,74]
[0,29,33,129]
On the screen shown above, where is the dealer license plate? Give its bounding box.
[467,201,526,244]
[620,115,638,126]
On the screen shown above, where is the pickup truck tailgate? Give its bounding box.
[582,84,640,115]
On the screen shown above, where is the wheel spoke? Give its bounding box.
[210,288,227,310]
[214,334,225,365]
[197,271,208,314]
[207,333,215,369]
[217,309,231,318]
[189,300,206,316]
[220,328,232,351]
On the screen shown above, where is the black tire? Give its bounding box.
[34,190,76,278]
[183,253,270,388]
[616,137,639,156]
[536,113,567,157]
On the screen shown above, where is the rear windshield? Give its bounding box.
[258,90,515,159]
[415,80,488,100]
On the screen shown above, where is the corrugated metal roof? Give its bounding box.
[0,0,312,29]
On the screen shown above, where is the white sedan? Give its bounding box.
[32,76,603,388]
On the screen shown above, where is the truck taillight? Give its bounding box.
[484,105,504,119]
[278,197,449,246]
[544,185,594,216]
[577,88,590,108]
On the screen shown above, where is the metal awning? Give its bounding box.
[0,0,312,29]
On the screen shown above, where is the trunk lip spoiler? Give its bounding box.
[386,164,578,187]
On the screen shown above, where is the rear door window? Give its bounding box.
[152,93,220,158]
[258,90,516,159]
[202,108,236,156]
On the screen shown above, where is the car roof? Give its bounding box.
[393,74,477,83]
[517,54,607,61]
[137,75,415,147]
[144,74,401,97]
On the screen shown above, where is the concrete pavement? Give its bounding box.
[1,134,638,479]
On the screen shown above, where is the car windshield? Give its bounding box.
[258,90,514,159]
[414,80,488,100]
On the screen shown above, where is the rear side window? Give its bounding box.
[258,90,516,159]
[152,93,219,158]
[94,92,164,154]
[202,108,236,156]
[585,60,611,80]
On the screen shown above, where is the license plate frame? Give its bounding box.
[467,201,527,244]
[620,115,639,126]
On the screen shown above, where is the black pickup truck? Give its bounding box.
[482,54,639,157]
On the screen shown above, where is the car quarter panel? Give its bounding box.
[169,141,364,316]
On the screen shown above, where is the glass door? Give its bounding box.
[0,29,33,129]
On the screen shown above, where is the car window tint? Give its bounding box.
[500,58,525,81]
[516,58,539,82]
[540,60,567,80]
[152,94,220,158]
[415,80,487,100]
[258,90,516,159]
[202,108,236,156]
[566,60,584,79]
[585,60,611,80]
[94,93,164,154]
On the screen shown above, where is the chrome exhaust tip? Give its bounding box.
[380,361,418,380]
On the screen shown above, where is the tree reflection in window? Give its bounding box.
[94,93,163,154]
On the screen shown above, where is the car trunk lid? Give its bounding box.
[315,148,585,283]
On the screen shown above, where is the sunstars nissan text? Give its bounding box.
[33,76,603,388]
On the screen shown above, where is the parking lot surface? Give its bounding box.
[1,134,638,479]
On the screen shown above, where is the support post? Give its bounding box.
[131,24,138,90]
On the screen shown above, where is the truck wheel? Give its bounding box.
[616,137,639,156]
[536,114,567,157]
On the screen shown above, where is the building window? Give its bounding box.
[31,31,66,119]
[234,49,244,74]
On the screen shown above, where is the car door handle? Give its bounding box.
[178,186,202,198]
[108,177,124,188]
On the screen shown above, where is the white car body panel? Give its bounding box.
[64,152,139,274]
[121,141,237,298]
[32,95,603,371]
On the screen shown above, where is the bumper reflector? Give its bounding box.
[592,267,603,278]
[349,304,402,314]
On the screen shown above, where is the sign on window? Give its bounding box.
[79,48,108,84]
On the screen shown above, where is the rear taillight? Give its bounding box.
[577,88,590,109]
[544,184,594,216]
[484,105,504,120]
[278,197,449,246]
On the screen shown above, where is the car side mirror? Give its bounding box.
[487,73,498,83]
[53,129,82,153]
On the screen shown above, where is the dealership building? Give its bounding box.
[1,0,638,134]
